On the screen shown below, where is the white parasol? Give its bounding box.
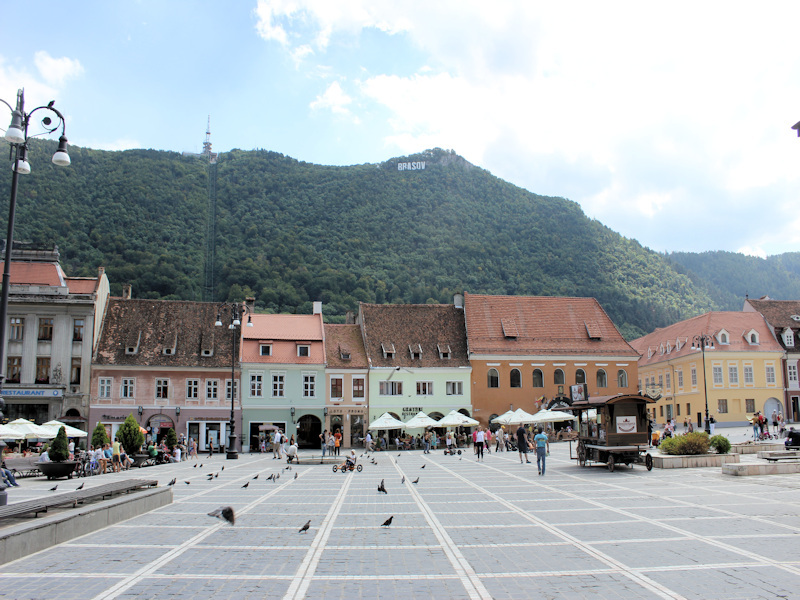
[505,408,538,425]
[367,412,406,430]
[0,423,22,439]
[490,410,517,426]
[436,410,479,427]
[41,420,89,438]
[403,411,440,429]
[527,409,576,424]
[3,418,55,439]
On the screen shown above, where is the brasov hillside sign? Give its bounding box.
[397,161,426,171]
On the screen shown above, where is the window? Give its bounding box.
[766,364,776,385]
[226,380,238,401]
[446,381,463,395]
[186,379,199,399]
[691,367,697,387]
[73,318,84,342]
[297,345,310,357]
[718,398,728,413]
[35,357,50,383]
[272,374,285,397]
[121,378,135,398]
[206,379,218,400]
[9,317,23,341]
[686,403,691,416]
[259,344,272,356]
[784,331,794,347]
[6,356,21,383]
[664,372,670,390]
[331,377,343,398]
[379,381,403,395]
[677,370,684,388]
[510,369,521,388]
[532,369,544,388]
[70,357,81,384]
[155,379,169,399]
[250,373,263,397]
[658,374,663,388]
[409,344,422,360]
[712,365,723,385]
[745,398,755,413]
[728,364,739,385]
[38,318,53,341]
[659,405,664,417]
[617,369,628,388]
[417,381,434,395]
[438,344,451,359]
[719,332,728,344]
[487,368,499,388]
[676,404,681,416]
[554,369,565,385]
[381,343,395,359]
[790,364,799,385]
[98,377,112,398]
[575,369,586,384]
[353,377,365,398]
[596,369,607,388]
[750,332,759,344]
[303,374,316,397]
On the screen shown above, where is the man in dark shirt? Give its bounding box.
[785,427,800,448]
[517,425,531,464]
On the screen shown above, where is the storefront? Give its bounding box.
[326,406,367,449]
[242,408,325,451]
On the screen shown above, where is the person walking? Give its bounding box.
[772,410,779,435]
[333,430,342,456]
[320,429,328,461]
[423,430,431,454]
[474,427,485,461]
[517,425,531,464]
[495,427,504,452]
[533,428,549,475]
[272,430,282,459]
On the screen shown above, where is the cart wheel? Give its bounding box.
[356,464,363,472]
[645,453,653,471]
[332,465,338,472]
[607,454,615,472]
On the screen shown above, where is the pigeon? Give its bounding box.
[193,464,198,468]
[412,477,419,484]
[286,466,292,471]
[299,520,311,533]
[75,483,84,490]
[421,464,426,469]
[184,481,191,485]
[242,482,250,489]
[381,516,393,527]
[215,473,219,478]
[276,474,280,480]
[401,476,405,484]
[168,478,176,486]
[398,453,401,457]
[267,474,274,481]
[199,464,203,468]
[294,472,298,479]
[208,506,235,525]
[207,473,215,477]
[253,474,259,480]
[378,479,387,494]
[49,485,58,491]
[220,465,224,471]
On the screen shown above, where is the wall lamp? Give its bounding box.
[137,406,143,416]
[175,406,181,416]
[291,406,296,424]
[324,407,328,417]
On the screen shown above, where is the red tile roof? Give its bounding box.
[324,324,368,369]
[65,277,99,294]
[629,311,782,367]
[463,292,636,357]
[241,313,324,363]
[1,261,65,286]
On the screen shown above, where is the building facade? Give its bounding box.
[240,303,325,450]
[463,292,639,427]
[743,297,800,422]
[90,296,240,450]
[324,323,368,448]
[1,244,108,430]
[630,312,784,427]
[358,302,472,426]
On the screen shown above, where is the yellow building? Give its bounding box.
[630,312,784,428]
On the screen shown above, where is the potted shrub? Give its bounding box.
[92,422,109,449]
[117,414,146,466]
[39,426,78,479]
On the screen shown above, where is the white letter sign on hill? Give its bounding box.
[397,161,426,171]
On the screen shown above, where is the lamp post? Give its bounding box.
[0,89,70,420]
[215,302,252,459]
[691,334,715,434]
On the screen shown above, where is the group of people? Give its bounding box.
[319,429,342,457]
[515,425,550,475]
[751,410,785,440]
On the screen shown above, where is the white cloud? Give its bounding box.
[79,138,141,152]
[33,51,84,87]
[310,81,356,121]
[737,246,768,259]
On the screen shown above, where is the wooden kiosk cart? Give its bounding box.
[569,393,655,472]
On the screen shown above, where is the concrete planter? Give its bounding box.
[730,443,784,454]
[652,453,740,469]
[38,461,78,480]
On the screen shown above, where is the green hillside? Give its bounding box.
[1,141,720,337]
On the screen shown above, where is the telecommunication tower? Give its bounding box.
[203,116,218,302]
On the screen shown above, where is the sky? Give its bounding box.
[1,1,800,257]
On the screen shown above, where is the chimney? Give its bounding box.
[97,266,105,277]
[245,296,256,315]
[453,293,464,309]
[122,284,132,300]
[345,311,355,324]
[313,301,322,315]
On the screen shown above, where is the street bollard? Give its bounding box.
[0,485,7,506]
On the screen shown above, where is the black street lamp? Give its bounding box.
[691,334,715,434]
[215,302,252,459]
[0,89,70,419]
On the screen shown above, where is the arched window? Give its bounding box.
[532,369,544,388]
[575,369,586,384]
[597,369,608,388]
[510,369,521,388]
[554,369,565,385]
[617,369,628,387]
[487,368,499,388]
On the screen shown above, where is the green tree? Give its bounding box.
[92,422,109,448]
[117,414,145,456]
[49,426,69,462]
[165,427,178,451]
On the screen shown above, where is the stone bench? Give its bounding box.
[3,457,41,478]
[757,450,800,462]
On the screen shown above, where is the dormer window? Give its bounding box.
[125,346,137,355]
[201,348,214,357]
[659,343,665,355]
[647,348,653,359]
[717,330,729,345]
[666,342,671,353]
[339,345,351,360]
[163,347,175,356]
[381,342,395,359]
[437,344,451,359]
[125,331,141,355]
[783,329,794,348]
[409,344,422,360]
[260,344,272,356]
[297,344,310,357]
[792,315,800,322]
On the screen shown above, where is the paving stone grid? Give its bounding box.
[2,443,800,600]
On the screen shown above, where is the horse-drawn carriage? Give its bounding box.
[569,393,655,472]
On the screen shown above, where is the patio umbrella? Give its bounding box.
[4,418,55,439]
[258,424,278,431]
[436,410,479,427]
[41,420,88,438]
[367,412,406,430]
[527,409,576,424]
[505,408,538,425]
[403,411,439,429]
[490,410,517,426]
[0,423,22,439]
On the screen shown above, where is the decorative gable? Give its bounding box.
[781,327,794,348]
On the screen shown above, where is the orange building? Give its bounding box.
[463,293,640,427]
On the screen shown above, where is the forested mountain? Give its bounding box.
[1,140,789,339]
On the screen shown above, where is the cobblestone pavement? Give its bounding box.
[1,440,799,600]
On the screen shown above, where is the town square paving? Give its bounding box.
[1,440,799,600]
